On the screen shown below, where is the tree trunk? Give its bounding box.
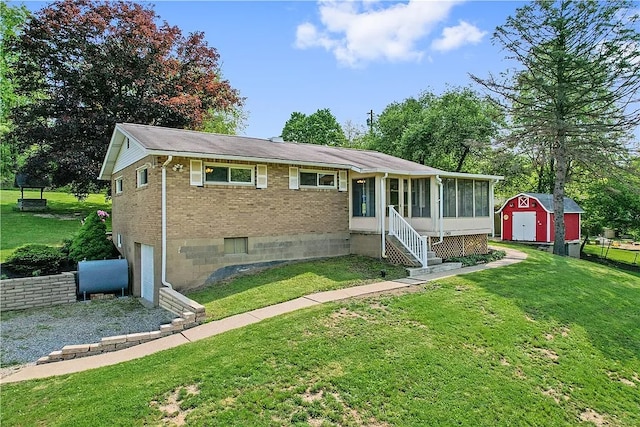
[455,145,470,172]
[553,134,567,256]
[580,234,589,258]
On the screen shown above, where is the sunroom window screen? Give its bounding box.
[352,178,375,217]
[411,178,430,217]
[457,179,474,217]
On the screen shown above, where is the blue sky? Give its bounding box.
[148,0,520,138]
[21,1,525,138]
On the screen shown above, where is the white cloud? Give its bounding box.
[431,21,486,52]
[294,0,468,68]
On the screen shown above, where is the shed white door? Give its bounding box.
[141,244,154,303]
[512,212,536,241]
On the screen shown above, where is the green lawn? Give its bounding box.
[2,246,639,426]
[582,242,640,265]
[0,189,111,262]
[187,256,408,321]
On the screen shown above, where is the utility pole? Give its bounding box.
[366,109,374,134]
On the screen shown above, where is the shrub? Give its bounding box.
[5,245,66,276]
[68,210,114,262]
[446,250,507,267]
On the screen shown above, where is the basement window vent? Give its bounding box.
[224,237,248,255]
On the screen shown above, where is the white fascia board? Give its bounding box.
[98,127,125,180]
[99,125,151,180]
[359,169,504,180]
[436,171,504,180]
[146,149,358,172]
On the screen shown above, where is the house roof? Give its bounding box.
[99,123,504,181]
[498,192,584,214]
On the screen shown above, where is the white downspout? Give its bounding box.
[380,173,388,258]
[161,155,173,289]
[434,175,444,245]
[490,179,499,238]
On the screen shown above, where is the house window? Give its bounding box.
[457,179,474,218]
[443,178,457,217]
[411,178,430,217]
[137,167,148,187]
[475,181,490,217]
[443,178,491,218]
[352,177,375,217]
[204,163,254,185]
[386,178,399,216]
[224,237,248,254]
[115,177,123,194]
[299,170,336,188]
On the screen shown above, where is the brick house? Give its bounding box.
[99,123,502,304]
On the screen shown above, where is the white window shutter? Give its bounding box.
[190,160,203,186]
[289,167,299,189]
[256,164,267,189]
[338,170,348,192]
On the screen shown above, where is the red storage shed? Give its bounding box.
[498,193,584,243]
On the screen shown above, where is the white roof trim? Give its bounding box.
[99,124,504,182]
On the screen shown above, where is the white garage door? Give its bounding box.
[512,212,536,241]
[141,244,154,303]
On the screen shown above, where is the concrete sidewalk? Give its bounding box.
[1,247,526,384]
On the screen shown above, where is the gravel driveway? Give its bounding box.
[1,297,175,367]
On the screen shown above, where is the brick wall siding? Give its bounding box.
[0,273,76,311]
[112,156,351,292]
[111,156,162,299]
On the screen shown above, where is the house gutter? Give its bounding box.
[434,175,444,245]
[161,155,173,289]
[381,173,388,258]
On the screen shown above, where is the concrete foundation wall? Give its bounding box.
[167,232,351,290]
[350,232,382,258]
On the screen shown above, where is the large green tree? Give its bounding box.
[6,0,244,197]
[472,0,640,255]
[0,2,30,186]
[281,108,347,146]
[580,158,640,241]
[371,87,502,173]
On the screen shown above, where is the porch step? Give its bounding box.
[406,262,463,277]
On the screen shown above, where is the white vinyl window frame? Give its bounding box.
[299,169,337,189]
[115,176,123,194]
[136,166,149,188]
[204,162,255,186]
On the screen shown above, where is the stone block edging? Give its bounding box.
[36,309,202,365]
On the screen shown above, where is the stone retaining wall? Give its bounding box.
[159,287,206,322]
[36,310,201,364]
[0,273,76,311]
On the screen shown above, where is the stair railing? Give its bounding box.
[388,205,428,267]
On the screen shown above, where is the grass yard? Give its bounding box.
[0,189,111,262]
[582,242,640,265]
[187,256,408,321]
[1,246,639,426]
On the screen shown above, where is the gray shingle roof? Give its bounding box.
[500,193,584,213]
[100,123,503,180]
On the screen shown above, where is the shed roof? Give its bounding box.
[499,193,584,214]
[99,123,504,181]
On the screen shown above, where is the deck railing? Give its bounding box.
[388,206,428,267]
